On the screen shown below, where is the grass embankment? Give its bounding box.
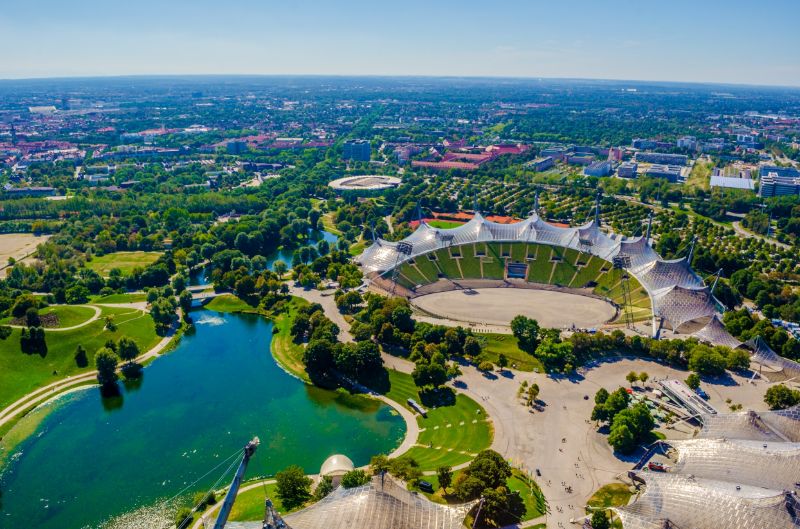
[84,251,163,276]
[379,369,493,470]
[320,212,343,236]
[586,482,633,528]
[91,292,148,304]
[0,305,159,409]
[414,468,546,521]
[269,296,312,383]
[227,482,305,521]
[478,333,544,372]
[0,305,96,328]
[204,294,259,314]
[685,159,713,191]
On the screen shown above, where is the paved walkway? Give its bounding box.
[288,285,353,342]
[732,221,791,249]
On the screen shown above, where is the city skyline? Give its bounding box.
[2,0,799,87]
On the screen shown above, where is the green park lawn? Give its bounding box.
[228,482,302,521]
[478,333,544,372]
[91,292,149,304]
[0,305,160,409]
[84,251,163,276]
[508,469,548,520]
[204,294,257,314]
[270,296,312,383]
[586,482,633,511]
[38,305,97,328]
[378,370,493,470]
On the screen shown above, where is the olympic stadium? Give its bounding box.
[357,207,737,343]
[617,405,800,529]
[328,175,402,192]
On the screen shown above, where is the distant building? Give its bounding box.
[643,164,683,183]
[759,165,800,179]
[710,175,755,191]
[3,186,56,197]
[584,160,613,177]
[526,156,555,172]
[618,162,638,178]
[566,153,595,165]
[343,140,371,162]
[540,146,567,160]
[759,173,800,197]
[635,152,688,165]
[226,140,248,155]
[632,138,657,149]
[607,147,623,162]
[677,136,697,150]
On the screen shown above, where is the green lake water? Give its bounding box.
[0,310,405,528]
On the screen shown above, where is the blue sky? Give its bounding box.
[1,0,798,86]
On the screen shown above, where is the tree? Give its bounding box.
[478,360,494,372]
[303,339,334,376]
[437,465,453,491]
[117,336,140,364]
[313,475,333,500]
[341,469,370,488]
[464,335,482,357]
[174,507,193,529]
[25,307,40,327]
[725,348,751,371]
[0,325,11,340]
[74,344,88,367]
[685,373,701,390]
[591,510,611,529]
[510,315,540,353]
[20,327,47,355]
[412,360,448,388]
[688,345,726,376]
[275,465,312,510]
[95,348,119,387]
[607,422,636,453]
[497,354,509,370]
[764,384,800,410]
[179,290,193,315]
[526,383,540,407]
[65,284,90,304]
[639,372,649,385]
[626,371,638,387]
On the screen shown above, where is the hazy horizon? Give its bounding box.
[2,0,799,87]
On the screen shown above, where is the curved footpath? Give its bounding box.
[0,311,180,431]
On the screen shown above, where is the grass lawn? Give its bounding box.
[427,220,464,229]
[377,370,493,470]
[204,294,257,313]
[586,482,633,512]
[85,251,162,276]
[321,212,343,236]
[0,305,160,409]
[508,469,548,520]
[91,292,148,304]
[270,296,311,383]
[39,305,96,328]
[478,333,544,372]
[227,482,304,520]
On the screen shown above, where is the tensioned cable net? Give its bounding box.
[616,406,800,529]
[224,475,475,529]
[357,210,737,337]
[746,336,800,382]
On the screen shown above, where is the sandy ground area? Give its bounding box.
[454,357,772,527]
[411,288,616,328]
[0,233,50,275]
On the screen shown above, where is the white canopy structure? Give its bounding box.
[225,475,475,529]
[616,406,800,529]
[357,211,730,337]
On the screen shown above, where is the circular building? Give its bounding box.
[328,175,402,192]
[320,454,355,482]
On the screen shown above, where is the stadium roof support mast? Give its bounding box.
[213,437,260,529]
[594,192,601,226]
[612,253,635,329]
[645,211,653,243]
[390,242,413,295]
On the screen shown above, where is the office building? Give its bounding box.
[584,160,613,177]
[677,136,697,150]
[618,162,638,178]
[632,138,657,149]
[759,173,800,197]
[644,164,683,183]
[343,140,371,162]
[525,156,555,172]
[226,140,248,155]
[635,152,688,165]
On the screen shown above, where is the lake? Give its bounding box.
[0,310,404,528]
